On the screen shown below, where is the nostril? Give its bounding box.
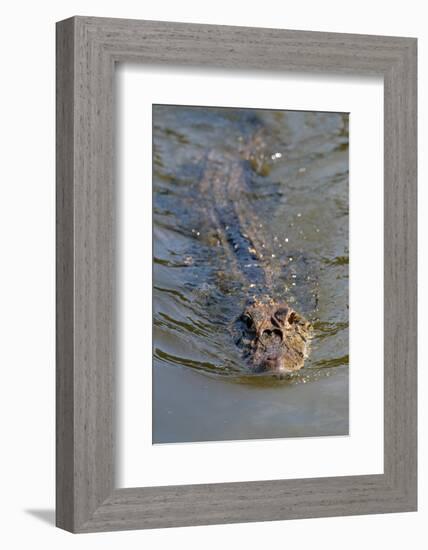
[261,329,283,342]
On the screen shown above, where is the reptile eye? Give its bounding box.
[288,312,299,324]
[274,307,288,324]
[241,314,254,330]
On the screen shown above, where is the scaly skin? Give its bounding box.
[198,134,312,374]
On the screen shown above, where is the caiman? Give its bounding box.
[197,130,312,375]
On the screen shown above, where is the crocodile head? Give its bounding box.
[235,298,311,374]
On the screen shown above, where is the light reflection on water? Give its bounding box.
[153,105,349,443]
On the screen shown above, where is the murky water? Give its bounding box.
[153,105,349,443]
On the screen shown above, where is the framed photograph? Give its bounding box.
[56,16,417,532]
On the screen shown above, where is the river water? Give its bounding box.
[152,105,349,443]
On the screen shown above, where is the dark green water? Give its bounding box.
[153,105,349,443]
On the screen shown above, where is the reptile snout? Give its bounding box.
[235,298,311,374]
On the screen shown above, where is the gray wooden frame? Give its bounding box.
[56,16,417,533]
